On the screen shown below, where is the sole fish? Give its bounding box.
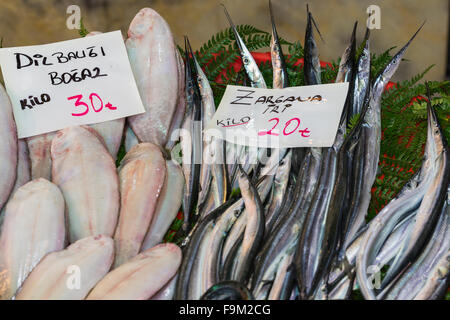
[114,143,166,267]
[87,243,181,300]
[26,132,55,180]
[126,8,179,147]
[51,125,119,243]
[0,179,65,299]
[15,235,114,300]
[141,159,184,251]
[0,83,17,211]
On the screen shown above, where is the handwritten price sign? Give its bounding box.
[207,83,349,148]
[0,31,145,138]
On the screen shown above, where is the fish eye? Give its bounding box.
[243,57,249,64]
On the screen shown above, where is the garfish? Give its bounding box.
[180,37,203,233]
[356,121,437,299]
[380,83,449,288]
[230,166,265,282]
[222,5,267,89]
[343,24,424,253]
[174,198,237,300]
[383,201,449,300]
[194,52,218,211]
[201,281,254,300]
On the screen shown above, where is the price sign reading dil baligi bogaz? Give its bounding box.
[0,31,145,138]
[207,83,349,148]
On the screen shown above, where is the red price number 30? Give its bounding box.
[258,117,311,137]
[68,93,117,117]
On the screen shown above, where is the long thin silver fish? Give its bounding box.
[383,201,449,300]
[356,94,443,299]
[180,37,203,233]
[381,83,449,288]
[344,24,424,251]
[230,166,265,282]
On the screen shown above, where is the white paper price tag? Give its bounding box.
[0,31,145,138]
[207,83,349,148]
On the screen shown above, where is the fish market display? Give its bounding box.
[0,3,447,302]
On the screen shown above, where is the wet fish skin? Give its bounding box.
[267,253,294,300]
[166,49,186,151]
[89,119,125,160]
[253,150,318,295]
[51,125,119,243]
[222,5,266,89]
[124,123,139,153]
[16,235,113,300]
[0,179,65,300]
[352,28,371,117]
[87,243,181,300]
[269,0,289,89]
[26,132,55,180]
[356,169,429,299]
[303,5,322,86]
[126,8,179,147]
[114,143,166,267]
[346,24,424,250]
[194,54,215,210]
[201,281,253,300]
[221,150,284,266]
[230,166,265,283]
[174,198,237,300]
[81,31,126,160]
[0,140,31,226]
[151,275,178,300]
[383,203,449,300]
[202,198,244,291]
[180,37,203,233]
[381,84,450,288]
[141,160,184,251]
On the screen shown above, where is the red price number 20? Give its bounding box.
[68,93,117,117]
[258,117,311,137]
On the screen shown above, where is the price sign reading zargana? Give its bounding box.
[0,31,145,138]
[207,83,349,148]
